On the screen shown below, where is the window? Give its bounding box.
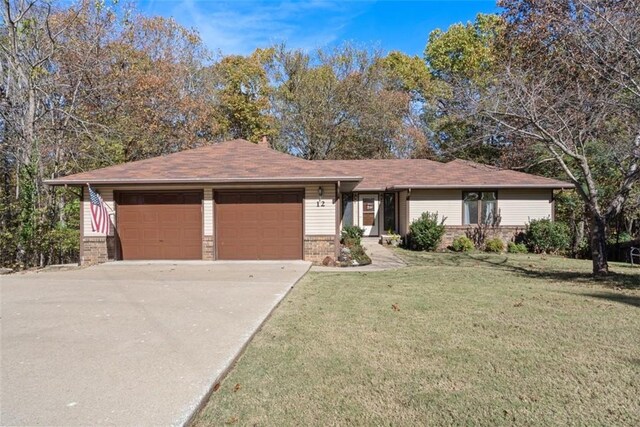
[342,193,354,227]
[383,193,396,232]
[463,191,498,225]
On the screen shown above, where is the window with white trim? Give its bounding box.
[463,191,498,225]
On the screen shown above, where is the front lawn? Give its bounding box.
[194,252,639,426]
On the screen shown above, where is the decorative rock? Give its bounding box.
[0,268,13,275]
[322,256,336,267]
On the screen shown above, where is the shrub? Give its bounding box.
[485,238,504,253]
[507,242,528,254]
[341,226,364,246]
[408,212,446,251]
[608,231,633,245]
[451,236,474,252]
[525,219,570,254]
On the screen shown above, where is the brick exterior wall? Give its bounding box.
[203,236,214,260]
[439,225,525,250]
[304,235,336,265]
[81,237,109,265]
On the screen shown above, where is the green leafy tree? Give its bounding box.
[212,49,276,143]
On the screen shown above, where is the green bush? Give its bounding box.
[451,236,474,252]
[525,219,570,254]
[608,231,633,244]
[408,212,446,251]
[485,238,504,253]
[341,226,364,246]
[507,242,528,254]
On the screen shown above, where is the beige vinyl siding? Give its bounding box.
[305,184,336,235]
[499,189,553,226]
[398,190,409,235]
[83,186,115,237]
[203,187,213,236]
[409,189,462,226]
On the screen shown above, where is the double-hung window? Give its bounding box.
[463,191,498,225]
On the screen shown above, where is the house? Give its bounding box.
[45,139,573,265]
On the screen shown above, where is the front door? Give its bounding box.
[359,194,379,236]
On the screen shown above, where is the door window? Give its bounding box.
[363,197,375,226]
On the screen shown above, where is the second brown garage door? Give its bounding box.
[116,192,203,260]
[215,191,303,260]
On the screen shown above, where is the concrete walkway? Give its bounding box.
[1,261,310,426]
[312,237,406,272]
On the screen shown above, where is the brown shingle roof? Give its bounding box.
[46,139,361,185]
[319,158,573,190]
[46,139,574,189]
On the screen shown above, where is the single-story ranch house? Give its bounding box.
[46,139,573,265]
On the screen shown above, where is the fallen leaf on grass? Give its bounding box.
[392,303,400,312]
[514,301,523,307]
[233,383,241,392]
[213,383,221,392]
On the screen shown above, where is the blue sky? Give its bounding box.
[138,1,498,56]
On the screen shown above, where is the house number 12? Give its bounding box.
[316,200,325,207]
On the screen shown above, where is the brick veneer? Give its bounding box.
[203,236,214,260]
[439,225,525,249]
[82,237,109,265]
[304,235,336,265]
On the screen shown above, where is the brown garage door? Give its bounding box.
[116,192,202,260]
[215,191,303,260]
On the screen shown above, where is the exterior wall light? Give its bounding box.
[318,186,323,197]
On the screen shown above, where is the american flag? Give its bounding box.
[88,184,110,234]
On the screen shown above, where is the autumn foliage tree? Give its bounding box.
[0,1,220,267]
[476,0,640,275]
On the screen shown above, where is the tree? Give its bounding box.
[211,48,275,143]
[270,44,415,159]
[423,14,513,164]
[0,1,221,268]
[475,0,640,275]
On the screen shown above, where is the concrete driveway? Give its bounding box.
[1,261,310,426]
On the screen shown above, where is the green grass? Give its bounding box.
[194,251,640,426]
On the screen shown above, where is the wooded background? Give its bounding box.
[1,0,638,274]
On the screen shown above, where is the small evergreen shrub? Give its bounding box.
[408,212,446,251]
[525,219,570,254]
[451,236,474,252]
[507,242,528,254]
[485,238,504,253]
[341,226,364,246]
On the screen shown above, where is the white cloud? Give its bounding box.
[149,0,372,55]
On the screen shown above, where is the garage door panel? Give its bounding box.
[117,192,202,260]
[216,191,303,260]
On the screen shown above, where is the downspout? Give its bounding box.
[335,181,341,260]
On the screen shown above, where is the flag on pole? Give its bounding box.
[88,184,110,234]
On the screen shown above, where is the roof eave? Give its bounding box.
[388,183,575,190]
[44,176,363,186]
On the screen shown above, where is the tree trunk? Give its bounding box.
[589,212,609,276]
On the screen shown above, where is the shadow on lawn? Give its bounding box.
[580,292,640,308]
[469,254,640,291]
